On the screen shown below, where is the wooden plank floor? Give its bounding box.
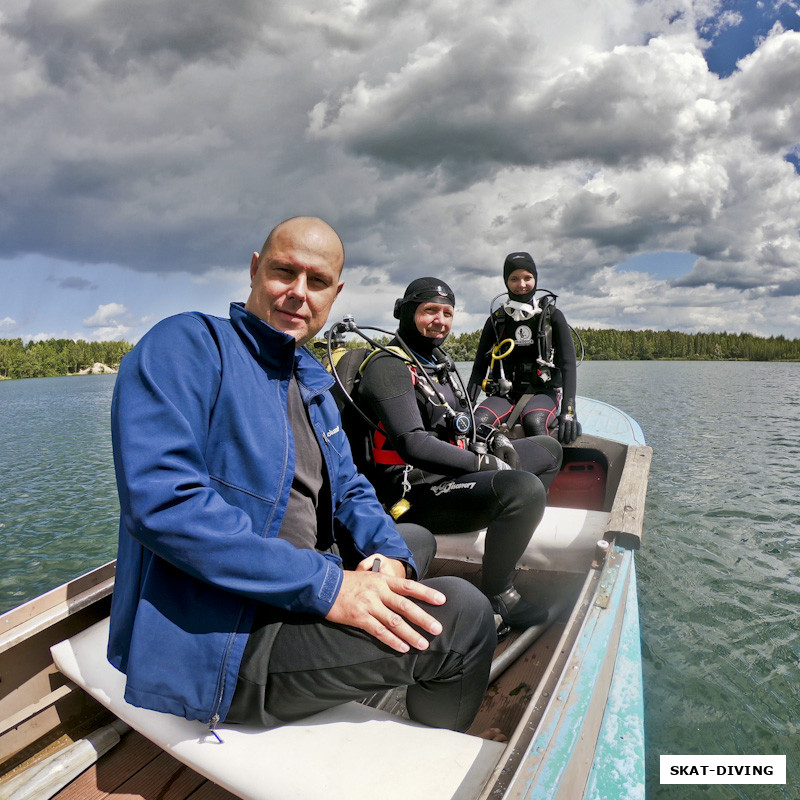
[54,730,237,800]
[51,561,584,800]
[436,559,584,739]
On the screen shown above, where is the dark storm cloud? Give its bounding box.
[312,34,723,176]
[0,0,337,271]
[0,0,798,338]
[3,0,276,82]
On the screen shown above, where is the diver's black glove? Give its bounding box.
[476,453,511,471]
[557,400,581,444]
[467,379,481,405]
[486,430,521,469]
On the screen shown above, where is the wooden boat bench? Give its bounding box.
[50,618,504,800]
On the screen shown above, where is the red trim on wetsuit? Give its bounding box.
[474,403,511,426]
[521,405,558,429]
[370,359,418,466]
[372,422,465,463]
[372,425,407,465]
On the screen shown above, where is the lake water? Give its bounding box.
[1,362,799,798]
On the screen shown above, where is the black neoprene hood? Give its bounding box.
[503,253,537,302]
[394,277,455,355]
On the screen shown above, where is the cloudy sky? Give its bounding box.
[2,0,799,344]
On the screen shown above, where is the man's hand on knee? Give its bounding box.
[325,569,446,654]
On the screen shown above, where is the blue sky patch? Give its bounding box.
[616,251,699,281]
[700,0,800,77]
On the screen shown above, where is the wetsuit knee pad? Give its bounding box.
[474,395,512,428]
[521,409,552,436]
[512,435,563,483]
[473,405,496,428]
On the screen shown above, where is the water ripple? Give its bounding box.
[0,376,119,610]
[577,361,800,799]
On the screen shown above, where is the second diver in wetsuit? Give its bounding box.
[351,277,563,629]
[468,252,581,444]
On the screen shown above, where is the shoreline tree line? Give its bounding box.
[2,327,800,380]
[315,327,800,364]
[0,338,133,379]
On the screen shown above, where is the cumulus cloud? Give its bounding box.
[730,25,800,151]
[310,34,724,174]
[82,301,127,326]
[79,301,141,339]
[3,0,277,83]
[699,8,743,39]
[1,0,799,338]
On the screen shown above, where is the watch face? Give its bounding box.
[476,423,493,438]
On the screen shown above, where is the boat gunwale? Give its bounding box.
[0,562,116,655]
[0,564,116,775]
[500,547,636,799]
[476,562,605,800]
[475,438,650,799]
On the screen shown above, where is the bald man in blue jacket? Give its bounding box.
[108,217,496,735]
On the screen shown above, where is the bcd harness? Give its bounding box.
[358,346,471,467]
[483,291,560,398]
[320,318,476,519]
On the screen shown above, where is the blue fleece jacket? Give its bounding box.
[107,303,414,725]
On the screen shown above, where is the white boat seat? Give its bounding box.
[435,506,611,573]
[51,618,504,800]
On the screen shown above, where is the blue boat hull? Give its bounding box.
[481,395,650,799]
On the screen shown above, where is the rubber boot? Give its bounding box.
[489,586,548,629]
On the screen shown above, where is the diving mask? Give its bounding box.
[503,299,540,322]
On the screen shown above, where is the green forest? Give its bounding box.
[316,327,800,364]
[2,326,799,380]
[0,338,133,379]
[447,327,800,362]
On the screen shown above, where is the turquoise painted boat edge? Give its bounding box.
[576,396,647,446]
[575,397,647,798]
[480,396,648,800]
[583,555,646,800]
[506,546,638,799]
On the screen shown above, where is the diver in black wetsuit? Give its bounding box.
[353,277,563,629]
[468,252,581,444]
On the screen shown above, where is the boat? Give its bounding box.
[0,395,651,800]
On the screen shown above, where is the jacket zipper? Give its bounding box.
[207,714,223,743]
[207,604,245,742]
[206,376,331,740]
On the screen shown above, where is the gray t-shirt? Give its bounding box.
[277,376,324,550]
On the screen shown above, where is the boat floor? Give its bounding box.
[39,559,586,800]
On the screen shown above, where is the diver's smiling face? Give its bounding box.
[506,269,536,296]
[414,302,453,340]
